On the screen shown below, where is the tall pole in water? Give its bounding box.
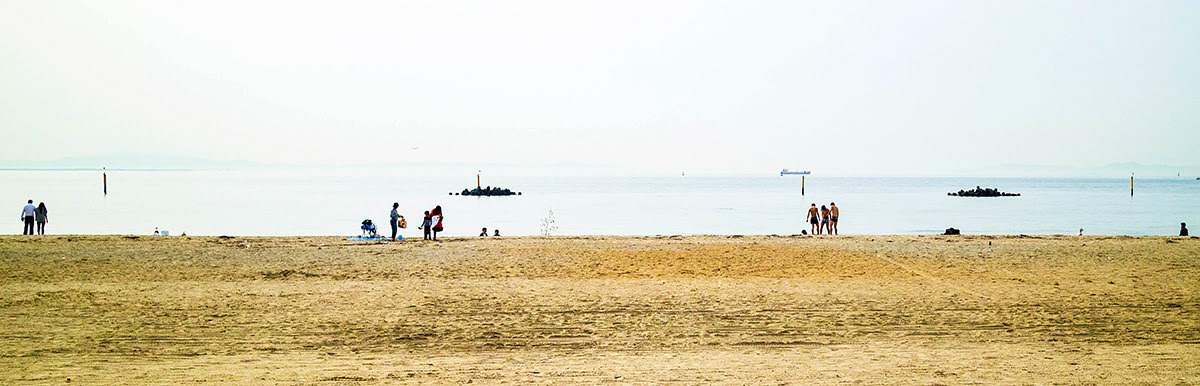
[1130,172,1134,197]
[801,175,805,196]
[103,167,107,196]
[477,170,481,189]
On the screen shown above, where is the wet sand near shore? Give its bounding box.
[1,235,1197,383]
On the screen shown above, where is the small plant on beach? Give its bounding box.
[539,210,558,236]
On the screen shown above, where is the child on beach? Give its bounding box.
[419,211,433,240]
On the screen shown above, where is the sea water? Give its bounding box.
[2,169,1197,236]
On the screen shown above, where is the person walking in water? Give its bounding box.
[20,200,36,235]
[389,203,401,241]
[429,205,444,241]
[419,211,433,240]
[807,204,820,235]
[820,205,831,235]
[34,202,48,235]
[1182,222,1189,236]
[829,202,839,235]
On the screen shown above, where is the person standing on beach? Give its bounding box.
[430,205,444,241]
[389,203,401,241]
[1183,222,1189,236]
[829,202,839,235]
[807,204,820,235]
[20,200,36,235]
[419,211,433,240]
[820,205,831,235]
[35,202,48,235]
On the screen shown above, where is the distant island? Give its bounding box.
[455,186,521,196]
[949,186,1020,197]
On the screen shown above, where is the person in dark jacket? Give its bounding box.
[34,202,48,235]
[1182,222,1189,236]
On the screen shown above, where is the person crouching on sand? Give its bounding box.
[420,211,433,240]
[1183,222,1189,236]
[807,204,820,235]
[829,202,839,235]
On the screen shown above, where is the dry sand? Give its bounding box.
[1,234,1197,383]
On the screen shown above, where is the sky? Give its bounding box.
[1,0,1198,176]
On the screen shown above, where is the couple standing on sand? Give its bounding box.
[20,200,49,235]
[807,202,839,235]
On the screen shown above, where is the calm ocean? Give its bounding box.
[2,170,1197,237]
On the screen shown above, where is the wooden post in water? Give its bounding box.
[477,170,481,188]
[801,175,805,196]
[103,168,107,196]
[1130,172,1134,197]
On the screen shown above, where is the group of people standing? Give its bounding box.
[806,202,839,235]
[19,200,49,235]
[388,203,444,241]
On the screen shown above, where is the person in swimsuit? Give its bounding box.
[829,202,839,235]
[807,204,820,235]
[820,205,831,234]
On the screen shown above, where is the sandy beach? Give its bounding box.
[1,234,1197,383]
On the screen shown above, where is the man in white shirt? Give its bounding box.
[21,200,36,235]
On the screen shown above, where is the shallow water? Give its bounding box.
[2,170,1197,236]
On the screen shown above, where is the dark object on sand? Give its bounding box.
[948,186,1020,197]
[458,186,520,196]
[944,227,961,235]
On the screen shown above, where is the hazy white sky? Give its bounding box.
[2,1,1197,175]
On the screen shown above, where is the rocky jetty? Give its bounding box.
[948,186,1020,197]
[454,186,521,196]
